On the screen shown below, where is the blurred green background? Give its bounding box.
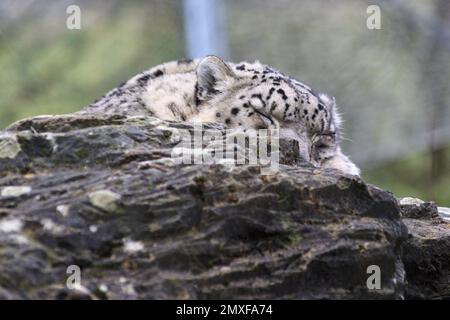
[0,0,449,205]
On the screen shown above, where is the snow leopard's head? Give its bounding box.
[194,55,359,175]
[195,56,337,131]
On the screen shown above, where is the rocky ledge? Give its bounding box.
[0,114,448,299]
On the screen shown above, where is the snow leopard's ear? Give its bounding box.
[318,93,342,129]
[318,93,335,111]
[196,55,236,102]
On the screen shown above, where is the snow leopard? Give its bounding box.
[80,55,359,175]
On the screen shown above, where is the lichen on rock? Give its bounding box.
[88,190,122,213]
[0,135,21,159]
[1,186,32,197]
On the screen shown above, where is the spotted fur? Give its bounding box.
[80,56,359,175]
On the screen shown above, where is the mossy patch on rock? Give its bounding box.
[1,186,32,197]
[0,135,21,159]
[88,190,122,213]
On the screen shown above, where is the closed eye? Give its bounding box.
[314,142,329,149]
[320,131,336,139]
[312,133,335,146]
[254,109,275,125]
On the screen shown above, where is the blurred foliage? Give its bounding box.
[365,145,450,205]
[0,0,449,205]
[0,0,183,128]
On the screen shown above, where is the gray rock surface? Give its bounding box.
[0,114,447,299]
[399,198,450,299]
